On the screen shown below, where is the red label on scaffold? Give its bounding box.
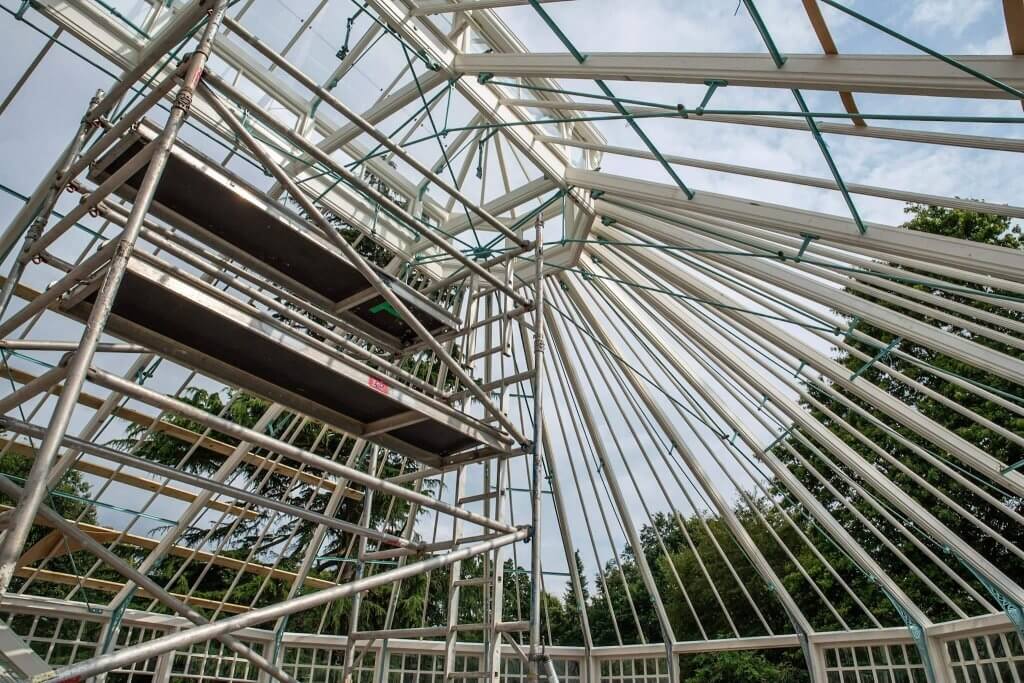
[368,377,389,395]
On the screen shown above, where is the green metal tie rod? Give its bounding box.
[817,0,1024,101]
[526,0,695,200]
[741,0,866,234]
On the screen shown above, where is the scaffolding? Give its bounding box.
[0,1,1022,682]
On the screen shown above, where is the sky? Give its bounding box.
[0,0,1021,598]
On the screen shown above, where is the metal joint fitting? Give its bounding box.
[173,89,194,113]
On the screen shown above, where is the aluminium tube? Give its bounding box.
[44,527,530,683]
[0,90,101,318]
[0,238,119,340]
[20,140,159,261]
[86,366,520,535]
[200,72,529,308]
[127,222,445,398]
[421,242,536,297]
[0,364,69,417]
[0,474,302,683]
[0,0,231,594]
[541,654,561,683]
[0,57,184,264]
[85,0,210,122]
[518,319,592,649]
[0,341,146,353]
[528,217,545,682]
[0,103,96,263]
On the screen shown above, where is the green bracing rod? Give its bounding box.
[526,0,695,199]
[741,0,867,234]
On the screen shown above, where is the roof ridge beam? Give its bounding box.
[456,52,1024,99]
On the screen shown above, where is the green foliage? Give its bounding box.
[542,205,1023,678]
[0,450,96,523]
[107,386,435,624]
[680,650,805,683]
[0,445,99,598]
[773,204,1024,624]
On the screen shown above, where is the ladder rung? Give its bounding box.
[361,547,420,561]
[467,345,507,362]
[422,531,505,552]
[458,490,498,505]
[447,370,537,403]
[454,576,490,587]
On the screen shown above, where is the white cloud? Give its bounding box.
[907,0,989,37]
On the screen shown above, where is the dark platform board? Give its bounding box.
[89,122,459,351]
[62,256,510,468]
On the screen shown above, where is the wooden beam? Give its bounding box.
[12,567,250,614]
[1005,0,1024,54]
[11,506,337,591]
[801,0,865,125]
[1004,0,1024,110]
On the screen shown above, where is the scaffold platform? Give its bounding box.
[59,252,510,467]
[89,122,460,351]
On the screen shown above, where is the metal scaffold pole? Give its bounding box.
[529,215,546,682]
[43,529,530,683]
[0,0,231,594]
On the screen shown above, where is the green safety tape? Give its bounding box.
[369,301,401,319]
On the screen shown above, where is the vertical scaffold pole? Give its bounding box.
[0,88,102,319]
[0,0,230,594]
[529,216,545,681]
[343,447,379,683]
